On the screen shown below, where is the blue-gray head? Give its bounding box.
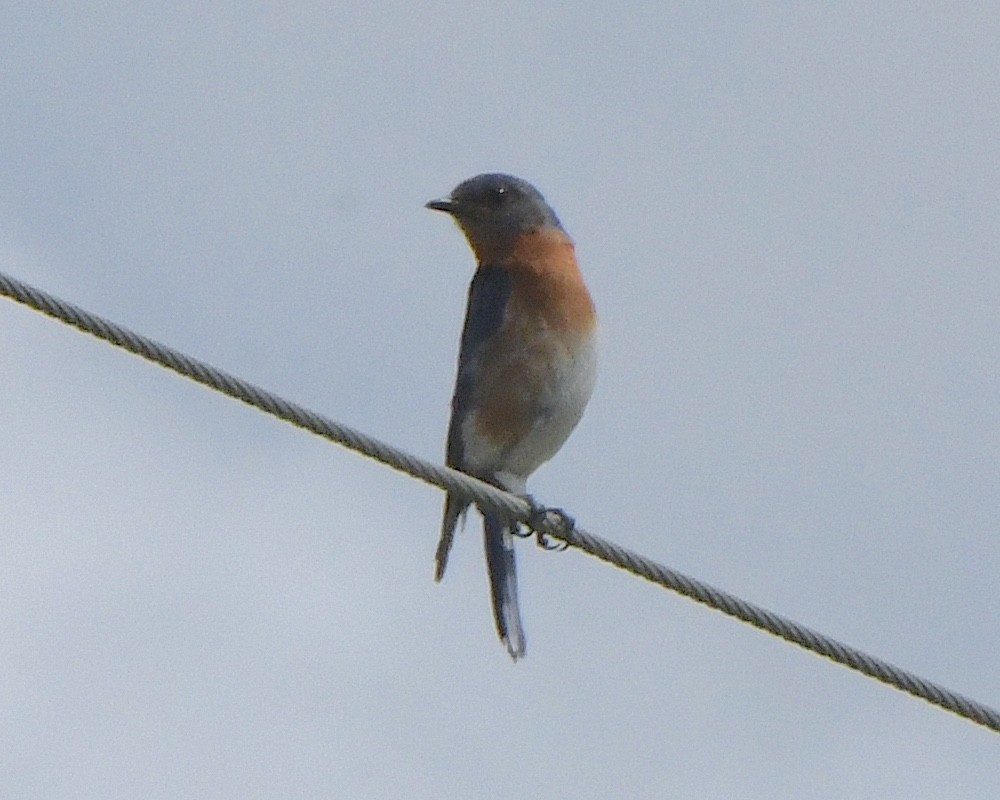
[426,174,564,249]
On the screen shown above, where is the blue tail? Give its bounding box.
[435,493,467,582]
[484,512,526,660]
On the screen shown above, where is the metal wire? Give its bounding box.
[2,269,997,733]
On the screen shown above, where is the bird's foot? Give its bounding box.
[513,494,572,551]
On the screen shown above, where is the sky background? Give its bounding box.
[2,3,998,797]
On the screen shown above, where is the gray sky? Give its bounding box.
[2,3,998,797]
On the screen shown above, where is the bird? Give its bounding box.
[426,173,597,660]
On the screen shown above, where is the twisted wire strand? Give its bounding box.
[2,269,997,733]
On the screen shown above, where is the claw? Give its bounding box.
[536,534,567,552]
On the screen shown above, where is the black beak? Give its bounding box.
[425,198,455,213]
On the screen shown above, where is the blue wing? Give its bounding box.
[435,264,512,582]
[446,264,512,469]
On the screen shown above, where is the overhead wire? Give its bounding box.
[2,269,997,733]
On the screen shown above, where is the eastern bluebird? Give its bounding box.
[426,173,597,660]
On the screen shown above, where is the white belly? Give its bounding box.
[462,332,597,491]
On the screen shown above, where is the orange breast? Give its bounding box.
[507,227,596,337]
[468,227,596,453]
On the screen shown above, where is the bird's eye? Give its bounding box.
[488,186,507,207]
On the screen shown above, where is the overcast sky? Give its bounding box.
[2,3,998,798]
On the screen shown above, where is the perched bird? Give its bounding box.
[426,173,597,660]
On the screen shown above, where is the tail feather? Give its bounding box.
[435,493,467,582]
[484,512,526,660]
